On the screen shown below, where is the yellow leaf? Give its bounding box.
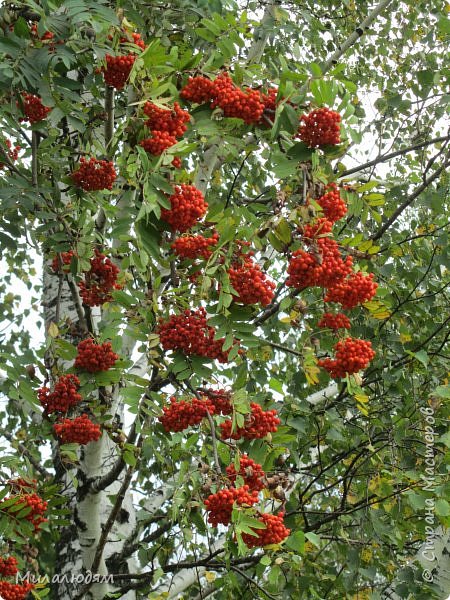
[305,364,320,386]
[400,332,412,343]
[205,571,216,583]
[48,322,59,338]
[354,393,369,404]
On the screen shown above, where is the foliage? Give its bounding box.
[0,0,449,599]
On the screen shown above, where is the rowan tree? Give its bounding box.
[0,1,449,600]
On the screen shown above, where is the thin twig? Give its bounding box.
[339,134,450,177]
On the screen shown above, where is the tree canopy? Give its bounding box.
[0,1,449,599]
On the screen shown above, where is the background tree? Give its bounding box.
[0,1,449,599]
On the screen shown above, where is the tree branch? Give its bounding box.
[339,134,450,178]
[371,156,450,241]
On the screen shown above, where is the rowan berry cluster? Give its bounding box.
[102,32,146,90]
[204,486,259,526]
[71,157,116,191]
[158,395,215,432]
[297,107,341,147]
[242,512,290,547]
[74,338,119,373]
[228,255,275,306]
[140,101,189,167]
[38,374,82,414]
[171,231,219,259]
[51,250,75,273]
[287,236,353,289]
[54,414,102,445]
[316,183,347,223]
[3,493,48,533]
[0,557,18,577]
[156,308,236,363]
[0,581,35,600]
[180,76,215,103]
[226,455,265,491]
[324,271,378,309]
[143,102,190,137]
[78,249,122,306]
[19,93,51,124]
[180,73,279,126]
[318,337,375,378]
[202,388,233,415]
[140,131,177,155]
[0,139,20,169]
[161,184,208,232]
[220,403,280,440]
[317,312,351,331]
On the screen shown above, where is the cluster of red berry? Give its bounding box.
[102,32,146,90]
[171,231,219,259]
[51,249,75,273]
[202,388,233,415]
[74,338,118,373]
[78,249,122,306]
[220,403,280,440]
[204,485,259,526]
[318,337,376,378]
[159,388,235,432]
[316,183,347,222]
[0,581,35,600]
[317,312,351,331]
[324,271,378,309]
[287,237,353,290]
[0,138,20,170]
[38,374,82,414]
[0,557,18,577]
[242,512,290,547]
[54,414,102,445]
[181,73,278,126]
[19,93,51,124]
[71,157,117,191]
[158,395,215,432]
[160,184,208,232]
[140,101,190,167]
[156,308,237,363]
[228,254,275,306]
[297,107,341,147]
[2,492,48,533]
[225,454,265,491]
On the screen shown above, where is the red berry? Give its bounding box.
[297,107,341,147]
[226,455,265,491]
[171,231,219,260]
[74,338,119,373]
[204,485,259,527]
[71,157,116,191]
[38,374,82,414]
[324,272,378,309]
[161,184,208,233]
[51,250,75,273]
[317,312,351,332]
[19,93,51,124]
[77,249,122,307]
[54,414,102,445]
[220,403,280,440]
[228,254,275,306]
[156,308,240,363]
[318,337,376,378]
[242,512,290,547]
[158,395,215,432]
[0,580,35,600]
